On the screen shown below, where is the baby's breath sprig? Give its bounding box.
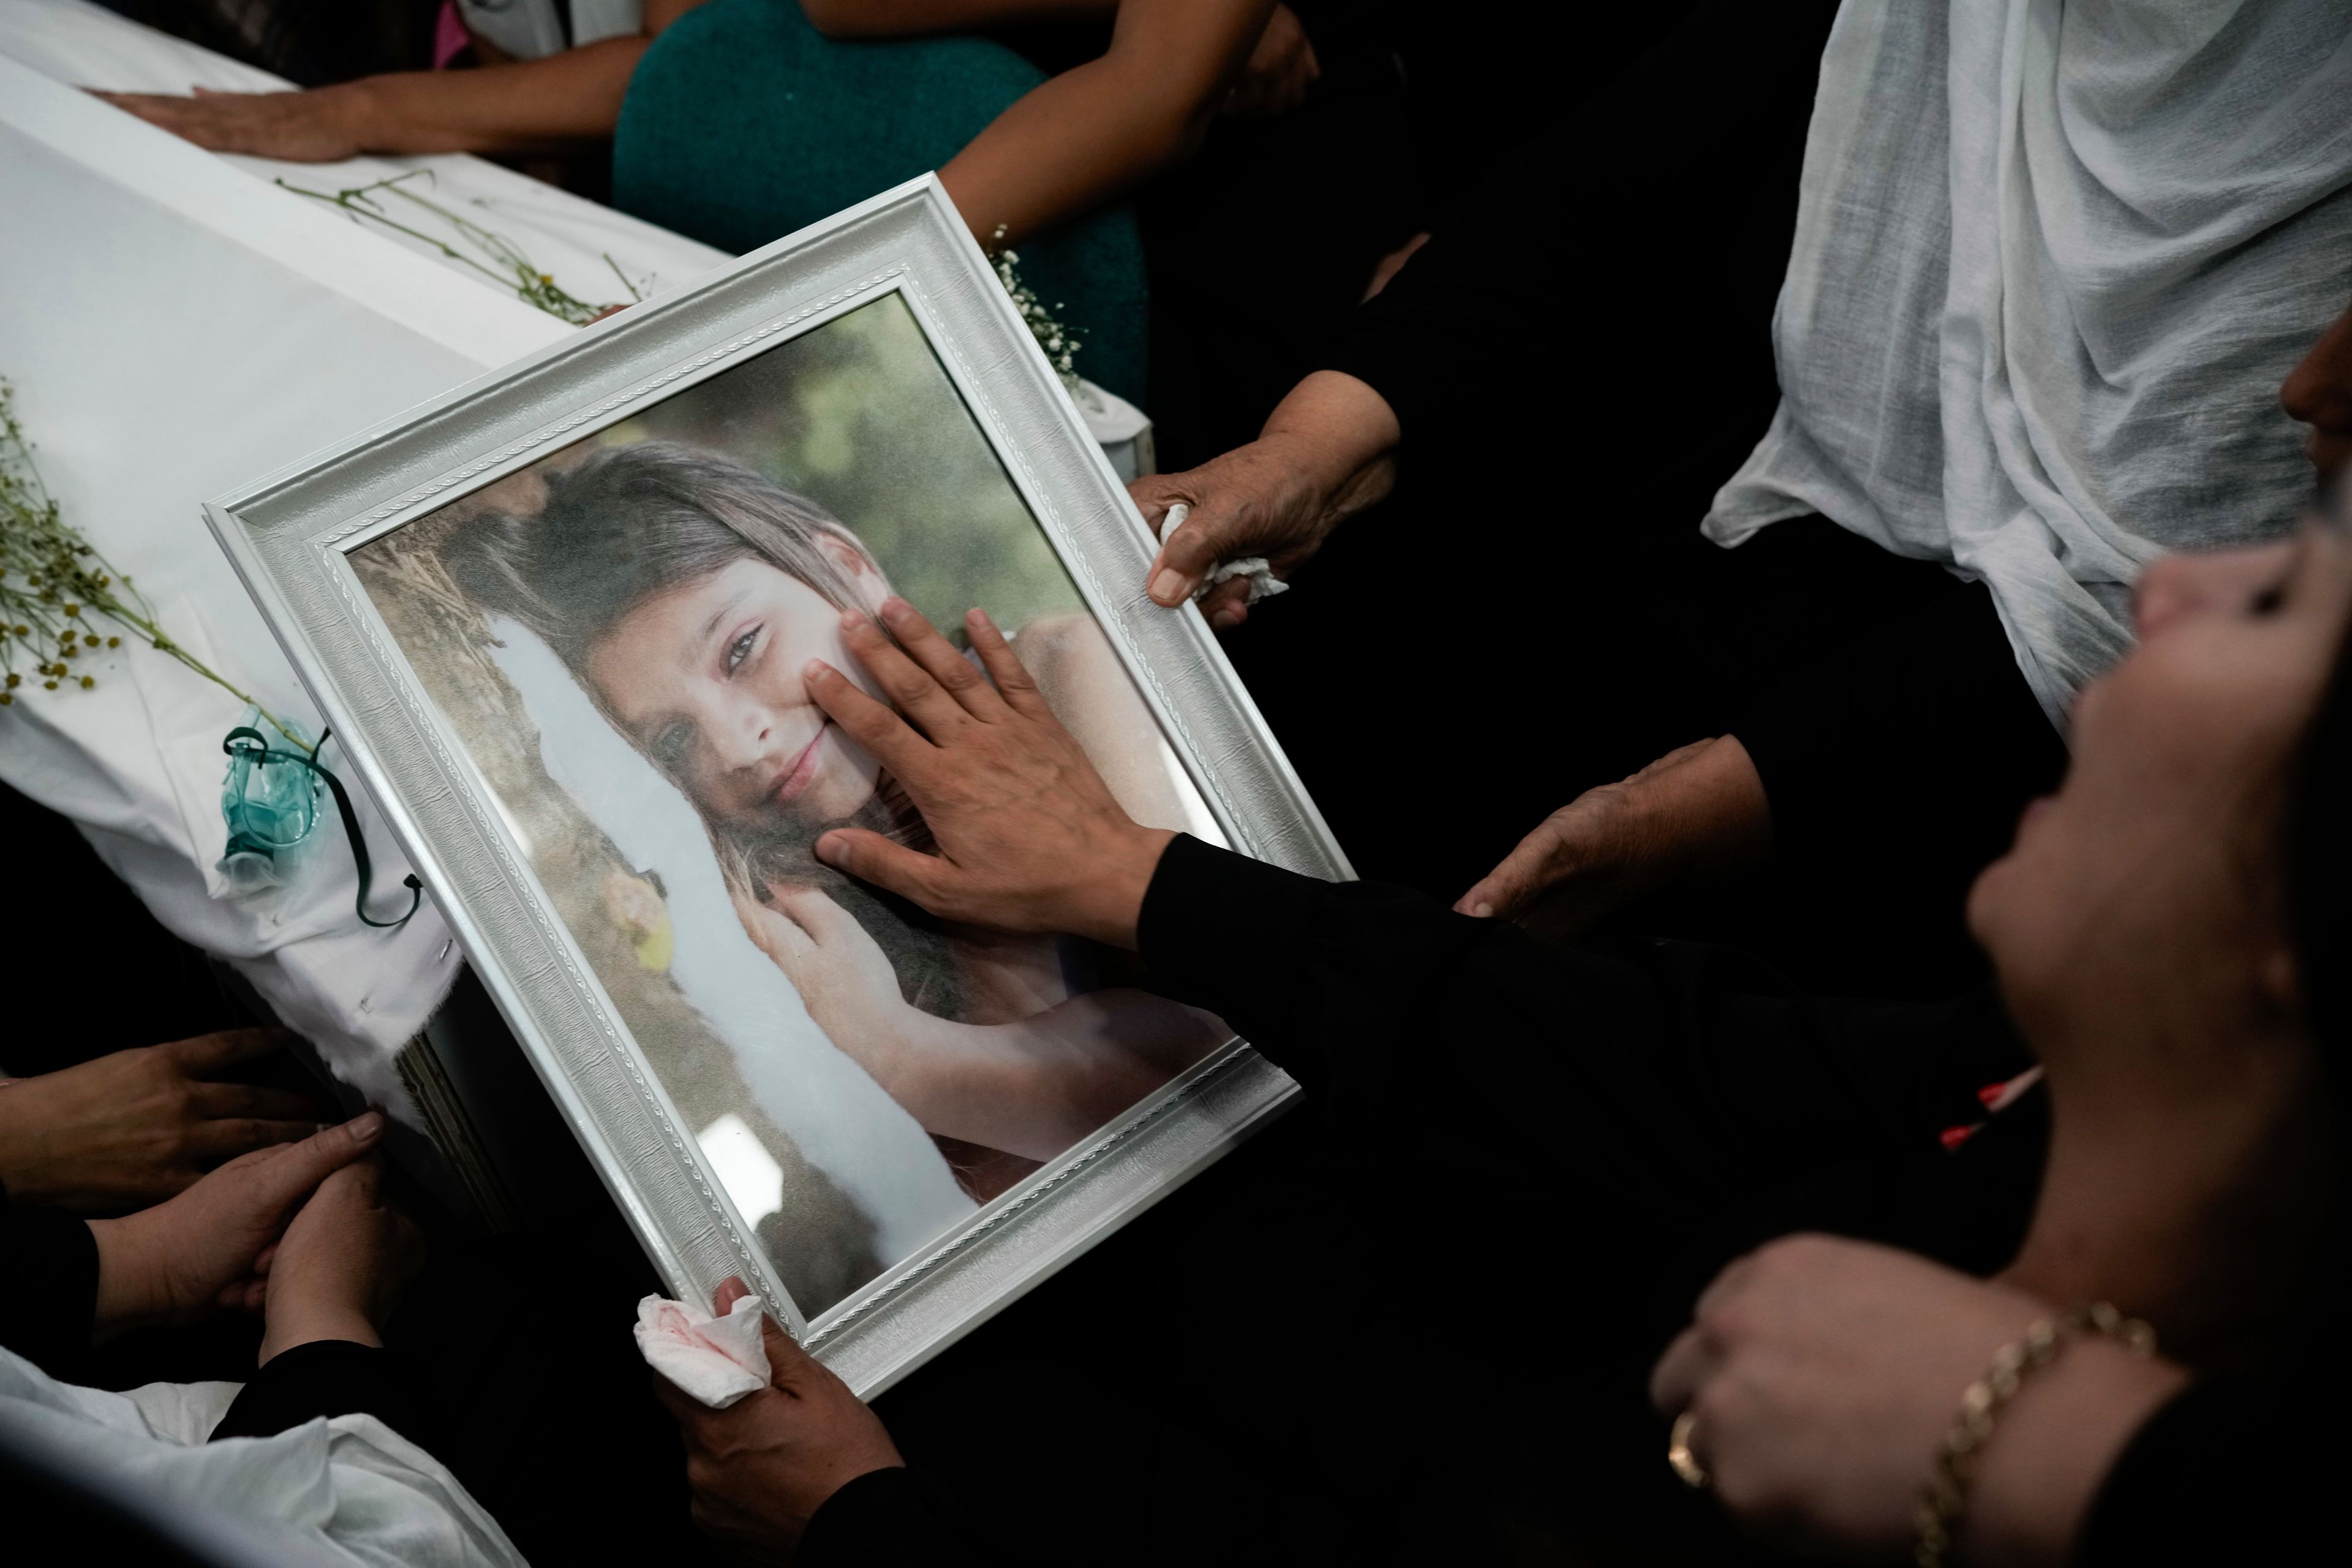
[0,379,307,748]
[277,172,633,327]
[988,225,1083,391]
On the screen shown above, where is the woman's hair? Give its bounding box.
[447,440,963,1017]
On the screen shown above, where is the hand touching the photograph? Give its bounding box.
[1456,736,1773,935]
[806,598,1174,949]
[257,1153,426,1363]
[1651,1236,2185,1566]
[85,1111,385,1339]
[1134,370,1400,629]
[0,1028,323,1212]
[657,1278,904,1565]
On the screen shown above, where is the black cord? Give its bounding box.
[223,726,421,930]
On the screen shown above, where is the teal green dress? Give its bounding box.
[614,0,1148,402]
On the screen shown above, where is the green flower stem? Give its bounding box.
[277,172,628,328]
[0,379,311,753]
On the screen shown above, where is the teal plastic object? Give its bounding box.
[217,714,421,927]
[218,709,321,894]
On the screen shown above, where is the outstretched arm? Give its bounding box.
[95,1,706,162]
[846,0,1276,248]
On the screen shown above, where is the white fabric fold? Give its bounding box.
[0,1347,526,1567]
[1706,0,2352,729]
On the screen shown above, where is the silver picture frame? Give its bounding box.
[203,175,1350,1396]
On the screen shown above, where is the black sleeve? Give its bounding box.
[211,1341,437,1449]
[0,1181,98,1375]
[1319,146,1540,444]
[798,1467,1001,1567]
[1731,579,2067,920]
[1137,834,2035,1238]
[2075,1374,2332,1562]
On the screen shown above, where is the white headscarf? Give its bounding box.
[1705,0,2352,728]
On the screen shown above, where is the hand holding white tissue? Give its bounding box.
[634,1291,772,1408]
[1156,503,1289,607]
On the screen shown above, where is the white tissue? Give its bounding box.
[1198,556,1289,605]
[633,1293,772,1409]
[1155,503,1290,607]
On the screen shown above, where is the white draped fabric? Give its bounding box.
[0,0,731,1110]
[0,1347,527,1568]
[1706,0,2352,728]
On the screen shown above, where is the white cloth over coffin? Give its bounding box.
[0,1,728,1112]
[0,1346,527,1568]
[1705,0,2352,729]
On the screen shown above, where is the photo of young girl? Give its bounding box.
[351,292,1231,1318]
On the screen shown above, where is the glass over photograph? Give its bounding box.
[351,291,1231,1319]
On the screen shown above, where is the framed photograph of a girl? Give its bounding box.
[208,179,1344,1392]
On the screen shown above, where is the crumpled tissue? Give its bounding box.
[633,1293,771,1409]
[1157,503,1290,607]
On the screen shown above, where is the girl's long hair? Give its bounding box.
[447,440,962,1017]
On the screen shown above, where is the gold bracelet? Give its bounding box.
[1914,1302,2155,1568]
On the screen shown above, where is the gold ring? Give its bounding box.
[1668,1409,1709,1490]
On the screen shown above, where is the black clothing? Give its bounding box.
[211,1340,434,1446]
[1139,26,1423,471]
[802,1468,998,1567]
[1228,0,2066,1000]
[817,837,2049,1562]
[0,1183,98,1376]
[2078,1371,2337,1564]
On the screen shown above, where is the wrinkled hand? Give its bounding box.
[656,1278,904,1564]
[1224,3,1320,118]
[1134,370,1400,630]
[91,85,370,162]
[0,1029,323,1212]
[86,1111,385,1340]
[1456,737,1772,936]
[1651,1235,2185,1562]
[258,1154,426,1363]
[804,598,1172,949]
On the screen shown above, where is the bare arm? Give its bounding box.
[933,0,1274,247]
[865,989,1224,1160]
[801,0,1116,32]
[97,0,706,162]
[1013,613,1193,832]
[734,883,1221,1160]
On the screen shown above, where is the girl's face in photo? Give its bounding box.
[588,548,889,831]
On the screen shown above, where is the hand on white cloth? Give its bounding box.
[634,1291,772,1409]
